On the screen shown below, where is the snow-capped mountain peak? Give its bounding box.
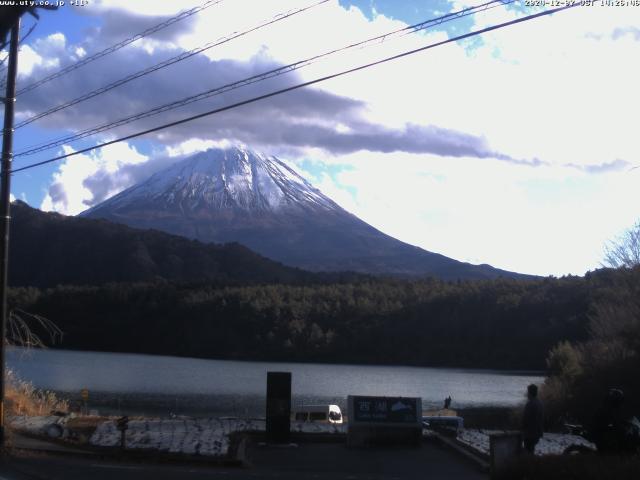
[81,145,526,280]
[84,147,339,215]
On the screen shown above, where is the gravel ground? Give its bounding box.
[13,415,596,458]
[10,415,345,457]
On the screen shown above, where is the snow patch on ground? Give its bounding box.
[10,414,347,458]
[89,418,345,457]
[22,415,598,460]
[90,417,264,456]
[292,421,346,434]
[9,415,66,435]
[457,429,596,456]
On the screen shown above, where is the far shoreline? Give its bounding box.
[7,345,546,376]
[29,389,523,431]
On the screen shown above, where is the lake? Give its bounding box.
[7,348,543,417]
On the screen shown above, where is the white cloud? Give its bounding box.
[294,150,640,276]
[26,1,640,274]
[166,138,228,157]
[50,1,639,172]
[41,143,149,215]
[45,33,66,49]
[17,33,66,79]
[17,45,44,78]
[91,0,202,16]
[40,146,99,215]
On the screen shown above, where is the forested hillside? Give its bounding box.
[9,200,325,287]
[542,266,640,425]
[9,271,607,370]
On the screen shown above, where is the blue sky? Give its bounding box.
[3,0,640,276]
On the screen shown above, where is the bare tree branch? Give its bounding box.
[602,220,640,269]
[7,309,63,348]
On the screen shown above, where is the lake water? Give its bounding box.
[7,348,543,417]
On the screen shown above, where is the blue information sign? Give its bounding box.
[351,396,419,424]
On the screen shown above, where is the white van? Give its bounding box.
[422,415,464,432]
[292,404,343,424]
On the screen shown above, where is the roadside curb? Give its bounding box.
[9,432,244,468]
[234,435,251,467]
[433,433,490,473]
[9,430,346,468]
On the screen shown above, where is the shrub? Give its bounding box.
[4,369,68,417]
[541,267,640,426]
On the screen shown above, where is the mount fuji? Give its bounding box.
[81,146,525,280]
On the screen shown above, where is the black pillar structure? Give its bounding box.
[0,17,20,451]
[265,371,291,444]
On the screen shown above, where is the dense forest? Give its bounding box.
[9,271,611,370]
[9,200,640,422]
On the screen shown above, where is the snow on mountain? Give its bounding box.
[82,146,528,280]
[84,147,338,216]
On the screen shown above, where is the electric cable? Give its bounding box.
[14,0,226,96]
[14,0,514,156]
[14,0,330,129]
[11,3,578,175]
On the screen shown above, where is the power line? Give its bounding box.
[14,0,330,129]
[14,0,225,97]
[14,0,514,157]
[11,3,578,175]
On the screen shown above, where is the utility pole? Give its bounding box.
[0,17,20,451]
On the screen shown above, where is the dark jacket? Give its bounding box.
[522,397,544,441]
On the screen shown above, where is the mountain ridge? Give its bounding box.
[81,146,532,281]
[9,200,333,287]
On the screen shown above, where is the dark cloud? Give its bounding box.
[19,5,632,222]
[586,27,640,41]
[191,118,510,159]
[46,180,68,206]
[74,3,201,48]
[82,153,179,206]
[566,158,631,174]
[612,27,640,41]
[97,10,199,45]
[16,12,517,166]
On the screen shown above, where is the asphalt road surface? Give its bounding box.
[1,441,487,480]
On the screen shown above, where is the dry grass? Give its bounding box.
[4,369,68,417]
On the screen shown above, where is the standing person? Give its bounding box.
[522,384,544,454]
[590,388,624,453]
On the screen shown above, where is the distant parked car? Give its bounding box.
[292,404,343,424]
[422,415,464,433]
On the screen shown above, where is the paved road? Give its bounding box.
[249,441,487,479]
[1,441,487,480]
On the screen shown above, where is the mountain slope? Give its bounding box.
[9,201,317,287]
[82,146,528,280]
